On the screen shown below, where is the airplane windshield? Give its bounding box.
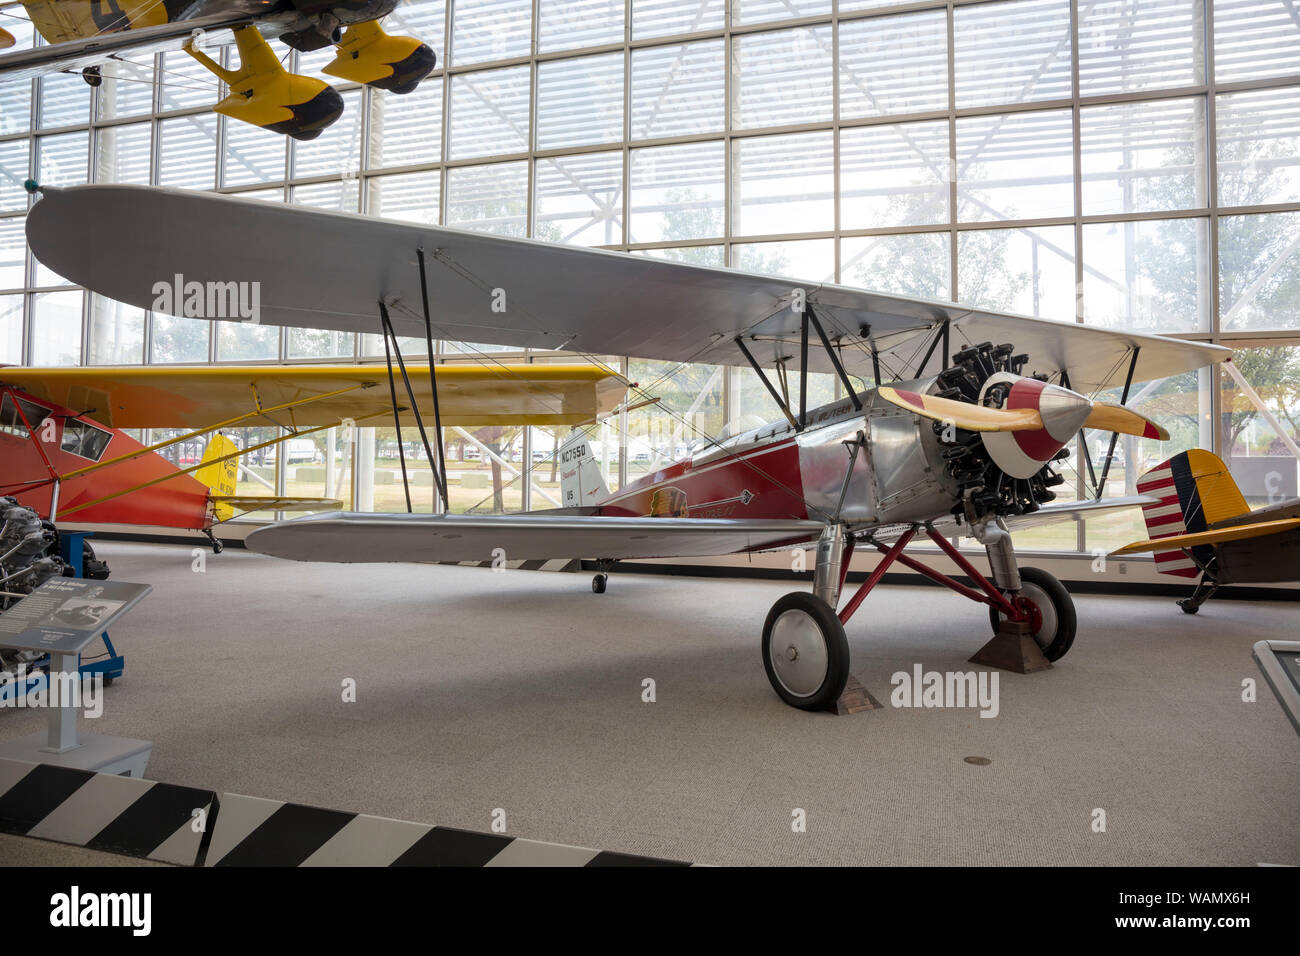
[0,393,53,439]
[60,418,113,462]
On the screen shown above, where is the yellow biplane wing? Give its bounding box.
[1111,518,1300,556]
[211,496,343,514]
[0,363,625,429]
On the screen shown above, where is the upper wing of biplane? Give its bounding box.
[0,363,625,429]
[25,185,1230,395]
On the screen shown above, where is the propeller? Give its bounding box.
[0,28,15,50]
[879,375,1169,480]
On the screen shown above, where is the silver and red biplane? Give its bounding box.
[24,184,1231,710]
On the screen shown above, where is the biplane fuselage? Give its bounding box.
[1,385,213,530]
[598,387,956,530]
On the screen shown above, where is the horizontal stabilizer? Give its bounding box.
[246,512,826,564]
[210,496,344,514]
[1111,518,1300,556]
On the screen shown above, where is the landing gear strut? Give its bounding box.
[759,520,1075,711]
[1178,568,1219,614]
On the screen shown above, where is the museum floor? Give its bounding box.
[3,540,1297,867]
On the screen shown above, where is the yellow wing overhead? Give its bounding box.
[1111,518,1300,556]
[21,0,170,45]
[0,363,626,429]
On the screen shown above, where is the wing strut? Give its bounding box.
[378,304,414,513]
[1093,348,1139,500]
[735,335,800,430]
[806,306,862,411]
[378,300,445,513]
[416,248,450,513]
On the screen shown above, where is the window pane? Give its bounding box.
[223,116,286,186]
[1214,0,1300,83]
[1083,218,1210,332]
[732,238,835,282]
[37,71,90,130]
[839,11,948,119]
[449,66,530,159]
[732,27,834,130]
[1216,87,1300,208]
[158,115,217,189]
[30,289,82,365]
[1219,211,1300,331]
[292,89,362,179]
[97,54,155,120]
[841,233,951,301]
[0,76,31,137]
[386,0,447,57]
[288,328,356,359]
[1080,98,1207,216]
[452,0,532,65]
[535,152,623,246]
[0,141,27,214]
[35,130,88,188]
[290,179,360,212]
[955,0,1073,109]
[368,170,441,224]
[1220,346,1300,499]
[369,79,443,169]
[734,0,831,24]
[956,109,1074,221]
[634,245,726,266]
[95,122,152,185]
[959,224,1077,319]
[157,49,219,112]
[446,161,528,236]
[629,141,724,243]
[631,0,725,40]
[630,40,725,140]
[87,296,145,365]
[0,217,25,289]
[538,0,624,52]
[732,131,834,235]
[1078,0,1204,96]
[217,321,279,361]
[0,294,21,363]
[150,314,210,363]
[536,52,624,150]
[841,121,950,229]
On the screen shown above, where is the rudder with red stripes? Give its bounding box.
[1135,450,1248,578]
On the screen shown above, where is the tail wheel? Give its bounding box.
[762,592,850,711]
[987,566,1077,661]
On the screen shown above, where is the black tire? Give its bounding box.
[591,573,607,594]
[762,592,850,711]
[1179,602,1199,615]
[987,566,1077,662]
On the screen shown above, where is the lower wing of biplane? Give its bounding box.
[1111,450,1300,613]
[0,362,624,547]
[0,1,435,140]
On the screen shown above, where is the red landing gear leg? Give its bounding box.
[914,526,1052,674]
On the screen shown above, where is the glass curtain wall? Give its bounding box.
[0,0,1297,549]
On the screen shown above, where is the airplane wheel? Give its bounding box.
[987,567,1076,661]
[592,573,607,594]
[762,592,850,711]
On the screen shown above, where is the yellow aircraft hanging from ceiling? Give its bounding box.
[0,1,436,139]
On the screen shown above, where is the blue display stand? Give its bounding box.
[54,531,125,684]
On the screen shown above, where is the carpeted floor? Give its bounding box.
[3,540,1297,867]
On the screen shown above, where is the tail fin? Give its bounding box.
[1136,450,1248,577]
[558,431,610,508]
[195,433,240,523]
